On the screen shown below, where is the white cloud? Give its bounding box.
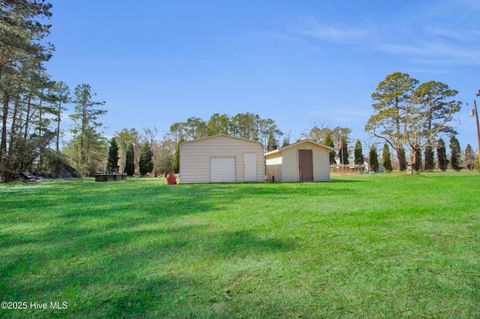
[378,42,480,65]
[295,17,368,42]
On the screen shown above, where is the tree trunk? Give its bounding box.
[1,94,10,158]
[8,96,20,154]
[23,94,32,139]
[56,102,61,153]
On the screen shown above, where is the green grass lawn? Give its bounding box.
[1,172,479,318]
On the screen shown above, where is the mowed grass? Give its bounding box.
[0,173,479,318]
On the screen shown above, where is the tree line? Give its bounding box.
[0,1,111,181]
[1,2,476,181]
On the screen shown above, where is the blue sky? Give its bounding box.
[47,0,480,148]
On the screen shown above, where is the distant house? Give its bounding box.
[179,135,265,184]
[265,140,335,182]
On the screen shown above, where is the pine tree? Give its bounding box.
[424,145,434,170]
[125,143,135,176]
[324,134,336,165]
[398,146,407,171]
[354,140,364,165]
[338,137,349,165]
[463,144,476,170]
[267,132,278,151]
[281,136,290,148]
[382,144,392,172]
[106,137,119,173]
[139,143,154,176]
[449,136,462,171]
[172,136,184,174]
[369,145,379,173]
[437,138,448,171]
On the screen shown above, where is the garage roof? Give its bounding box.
[180,134,264,148]
[264,139,336,156]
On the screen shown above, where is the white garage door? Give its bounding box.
[210,157,236,183]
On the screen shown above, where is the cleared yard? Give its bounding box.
[0,173,479,318]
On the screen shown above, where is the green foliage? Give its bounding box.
[449,136,462,171]
[463,144,476,170]
[267,133,278,151]
[171,113,282,151]
[106,138,119,173]
[207,113,230,136]
[324,134,336,165]
[354,140,364,165]
[369,144,379,172]
[139,143,154,176]
[172,136,184,174]
[338,136,349,165]
[65,84,107,176]
[382,144,392,172]
[366,72,418,154]
[424,145,434,170]
[437,138,448,171]
[125,144,135,176]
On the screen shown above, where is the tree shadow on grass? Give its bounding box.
[1,224,297,318]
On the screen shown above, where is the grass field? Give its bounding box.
[1,172,479,318]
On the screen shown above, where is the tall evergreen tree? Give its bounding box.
[424,145,434,170]
[382,144,392,172]
[139,143,154,176]
[464,144,476,170]
[324,133,336,164]
[354,140,364,165]
[437,138,448,171]
[67,84,107,175]
[369,145,379,173]
[125,143,135,176]
[449,136,462,171]
[338,136,349,165]
[281,136,290,148]
[172,136,184,174]
[106,137,119,173]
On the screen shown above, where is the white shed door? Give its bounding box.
[210,157,236,183]
[243,153,257,182]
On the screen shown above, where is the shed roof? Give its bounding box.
[180,134,264,148]
[264,139,336,156]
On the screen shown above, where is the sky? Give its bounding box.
[47,0,480,148]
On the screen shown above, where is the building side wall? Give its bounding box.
[180,136,265,183]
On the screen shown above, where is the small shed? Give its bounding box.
[265,140,335,182]
[179,135,265,184]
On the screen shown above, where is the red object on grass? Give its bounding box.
[166,172,177,185]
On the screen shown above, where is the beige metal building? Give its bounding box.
[265,140,335,182]
[179,135,265,183]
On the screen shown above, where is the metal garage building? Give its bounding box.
[179,135,265,184]
[265,140,334,182]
